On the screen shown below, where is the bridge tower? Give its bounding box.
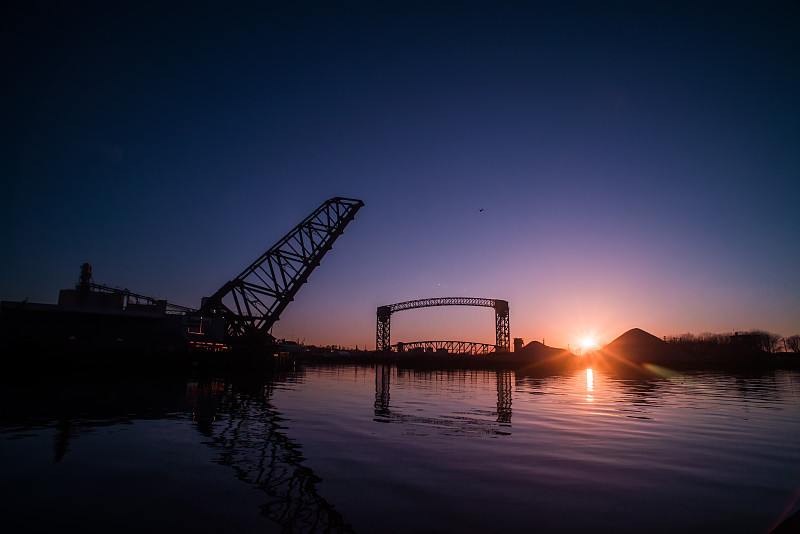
[495,299,510,352]
[376,305,392,354]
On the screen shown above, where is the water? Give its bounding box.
[2,364,799,533]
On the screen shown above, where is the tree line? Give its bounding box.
[664,330,800,357]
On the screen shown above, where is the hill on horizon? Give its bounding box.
[600,328,693,364]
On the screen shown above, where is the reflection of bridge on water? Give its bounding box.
[374,364,513,429]
[0,376,354,533]
[188,377,354,533]
[376,297,510,353]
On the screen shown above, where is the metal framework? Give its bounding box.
[376,297,510,353]
[86,283,196,314]
[198,197,364,341]
[71,263,196,315]
[393,340,496,355]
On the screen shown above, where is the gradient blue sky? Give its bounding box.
[3,1,799,349]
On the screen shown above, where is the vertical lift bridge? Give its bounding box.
[376,297,510,353]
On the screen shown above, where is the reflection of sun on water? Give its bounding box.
[586,368,594,401]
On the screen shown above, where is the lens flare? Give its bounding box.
[579,336,599,352]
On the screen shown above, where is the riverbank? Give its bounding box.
[3,344,798,378]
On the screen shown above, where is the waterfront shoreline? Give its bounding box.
[3,345,798,379]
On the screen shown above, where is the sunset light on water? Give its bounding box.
[4,364,799,533]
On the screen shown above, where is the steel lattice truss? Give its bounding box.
[199,197,364,341]
[386,297,498,312]
[393,340,497,355]
[376,297,510,353]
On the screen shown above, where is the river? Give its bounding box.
[2,363,799,533]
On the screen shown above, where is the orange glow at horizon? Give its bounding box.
[578,336,600,353]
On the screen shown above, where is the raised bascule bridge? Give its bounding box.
[0,197,365,354]
[376,297,510,355]
[197,197,365,346]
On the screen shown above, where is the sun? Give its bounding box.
[571,327,606,355]
[579,336,599,352]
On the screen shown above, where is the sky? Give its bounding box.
[2,1,799,350]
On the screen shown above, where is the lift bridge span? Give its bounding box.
[376,297,510,354]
